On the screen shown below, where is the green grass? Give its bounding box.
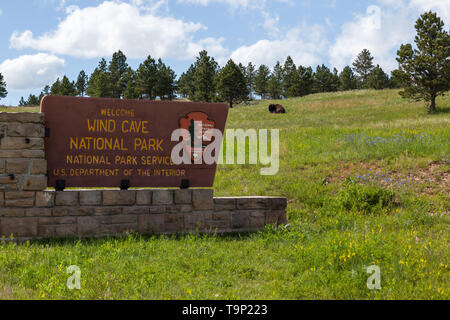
[1,89,449,299]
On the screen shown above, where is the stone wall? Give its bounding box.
[0,113,287,241]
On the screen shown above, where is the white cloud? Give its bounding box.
[230,24,327,67]
[0,9,3,16]
[329,4,413,72]
[330,0,450,72]
[0,54,65,90]
[10,1,227,60]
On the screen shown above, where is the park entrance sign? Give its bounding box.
[41,95,229,189]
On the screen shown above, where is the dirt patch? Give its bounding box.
[329,160,450,197]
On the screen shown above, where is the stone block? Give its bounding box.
[25,208,52,217]
[0,208,25,217]
[166,204,193,214]
[236,197,270,210]
[6,159,29,174]
[192,189,213,210]
[23,175,47,191]
[149,205,166,214]
[100,215,137,225]
[184,214,206,231]
[39,217,76,225]
[123,207,149,215]
[0,192,3,206]
[55,191,78,206]
[138,214,164,234]
[0,217,38,238]
[231,212,250,229]
[35,191,54,207]
[136,190,152,205]
[6,123,45,138]
[103,190,135,206]
[100,223,137,235]
[79,191,101,206]
[94,207,122,216]
[164,213,184,232]
[0,160,5,174]
[55,225,77,237]
[78,216,100,236]
[0,113,44,124]
[205,219,230,231]
[271,197,288,210]
[0,137,44,150]
[214,198,236,211]
[30,159,47,175]
[174,189,192,204]
[249,212,266,229]
[152,190,173,205]
[0,150,45,158]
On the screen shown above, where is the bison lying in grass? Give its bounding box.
[269,104,286,114]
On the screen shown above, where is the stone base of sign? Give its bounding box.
[0,112,287,241]
[0,190,287,241]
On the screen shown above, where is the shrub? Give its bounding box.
[338,181,395,214]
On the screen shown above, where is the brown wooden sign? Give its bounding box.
[41,96,229,188]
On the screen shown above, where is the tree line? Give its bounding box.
[6,11,449,112]
[18,48,398,108]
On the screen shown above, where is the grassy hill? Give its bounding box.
[1,89,449,299]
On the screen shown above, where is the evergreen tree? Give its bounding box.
[177,64,196,99]
[339,66,357,91]
[76,70,88,96]
[135,55,158,100]
[60,76,77,96]
[313,65,336,93]
[244,62,256,99]
[282,56,297,97]
[395,11,449,113]
[254,64,270,99]
[268,61,283,99]
[123,68,139,99]
[367,65,390,90]
[291,66,314,97]
[18,97,26,106]
[26,94,40,106]
[50,78,62,95]
[109,51,129,98]
[389,70,403,89]
[352,49,375,88]
[154,58,176,100]
[87,59,113,98]
[216,59,249,108]
[192,50,219,102]
[0,73,7,100]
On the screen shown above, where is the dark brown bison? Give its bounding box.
[268,104,286,114]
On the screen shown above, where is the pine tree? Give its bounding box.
[18,97,26,106]
[367,65,389,90]
[109,51,129,98]
[339,66,357,91]
[313,65,336,93]
[395,11,449,113]
[76,70,88,96]
[282,56,297,97]
[87,59,113,98]
[50,78,62,95]
[26,94,40,106]
[192,50,218,102]
[123,68,139,99]
[135,55,158,100]
[254,65,270,99]
[177,64,196,99]
[216,59,249,108]
[0,73,7,100]
[154,58,176,100]
[268,61,283,99]
[352,49,375,88]
[60,76,77,96]
[291,66,314,97]
[244,62,256,99]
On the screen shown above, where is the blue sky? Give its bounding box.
[0,0,448,105]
